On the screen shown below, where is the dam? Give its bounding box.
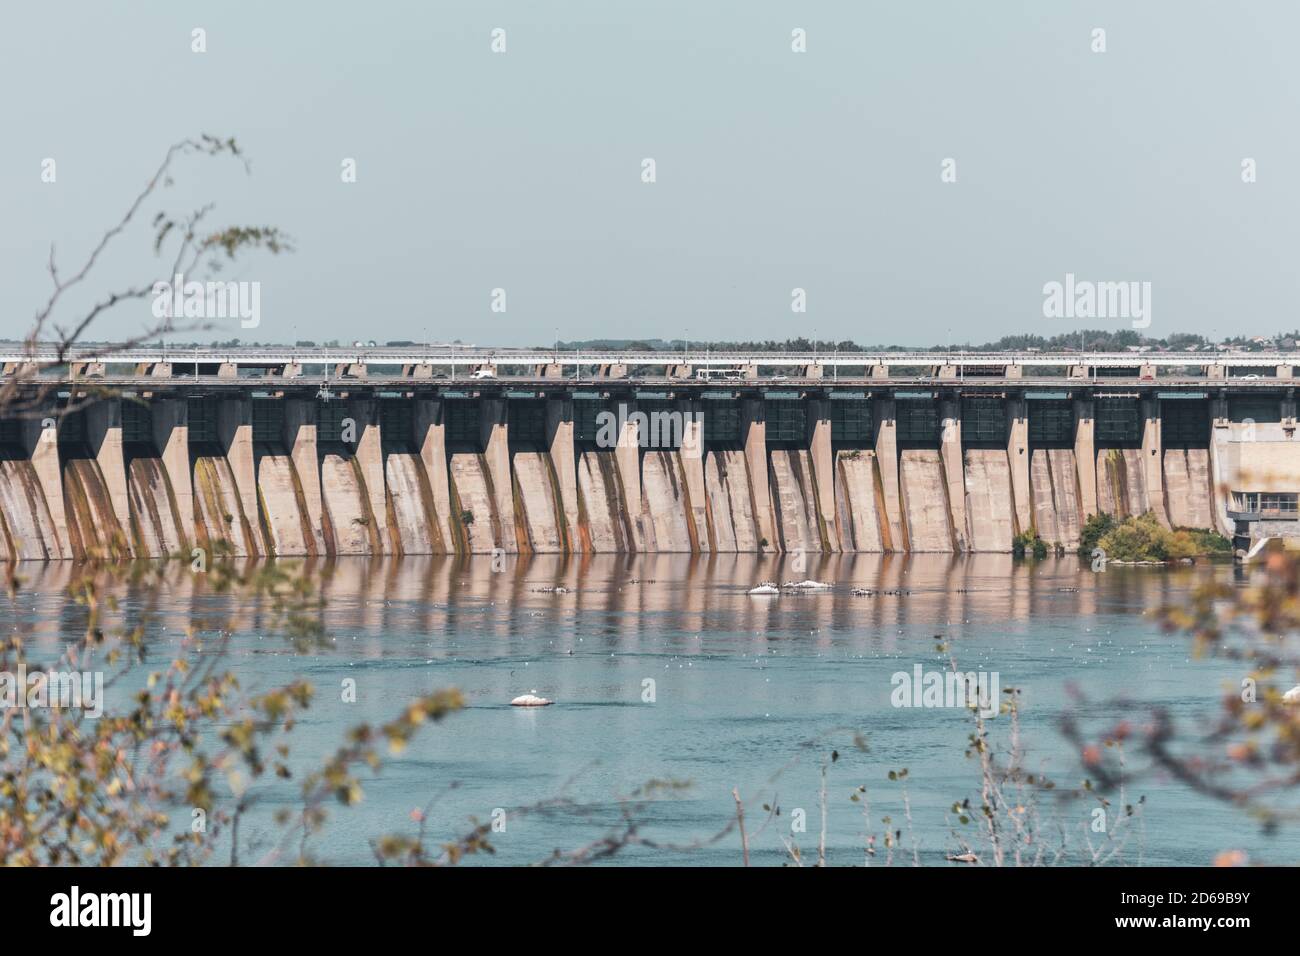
[0,345,1298,561]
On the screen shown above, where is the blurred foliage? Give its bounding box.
[0,537,466,866]
[1060,548,1300,856]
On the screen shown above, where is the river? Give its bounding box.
[4,553,1292,866]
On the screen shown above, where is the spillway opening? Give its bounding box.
[894,398,940,448]
[762,397,807,449]
[1094,398,1142,448]
[1161,399,1210,448]
[829,397,873,450]
[701,398,742,446]
[1027,398,1075,448]
[959,398,1007,448]
[443,399,483,451]
[506,399,547,450]
[380,398,415,453]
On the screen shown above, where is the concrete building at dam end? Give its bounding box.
[0,347,1298,561]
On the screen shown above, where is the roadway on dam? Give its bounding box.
[4,374,1294,393]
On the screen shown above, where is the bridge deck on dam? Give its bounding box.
[1,349,1299,562]
[5,345,1300,389]
[4,375,1299,392]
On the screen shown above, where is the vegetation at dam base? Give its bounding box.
[1084,513,1231,564]
[1011,530,1052,559]
[1014,513,1231,564]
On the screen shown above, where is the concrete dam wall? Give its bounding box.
[1030,448,1082,552]
[642,449,697,552]
[512,451,565,553]
[1163,448,1214,529]
[575,449,633,552]
[193,451,259,557]
[386,450,441,554]
[0,446,62,561]
[63,454,127,560]
[0,391,1278,561]
[833,451,885,552]
[963,449,1016,552]
[127,452,185,558]
[256,445,315,556]
[769,449,822,553]
[704,449,758,552]
[900,449,955,552]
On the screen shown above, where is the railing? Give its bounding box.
[1226,508,1299,521]
[3,343,1300,369]
[1227,493,1300,521]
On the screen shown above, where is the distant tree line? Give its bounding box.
[555,329,1299,353]
[16,328,1297,353]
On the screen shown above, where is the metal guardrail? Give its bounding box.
[3,344,1300,368]
[1227,510,1298,521]
[0,376,1288,393]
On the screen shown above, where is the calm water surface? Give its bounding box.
[6,554,1292,866]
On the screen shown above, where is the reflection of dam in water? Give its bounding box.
[3,551,1261,867]
[10,550,1212,656]
[0,386,1293,561]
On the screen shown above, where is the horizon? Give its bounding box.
[6,329,1296,351]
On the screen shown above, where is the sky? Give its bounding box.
[3,1,1299,348]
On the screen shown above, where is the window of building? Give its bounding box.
[1233,491,1299,517]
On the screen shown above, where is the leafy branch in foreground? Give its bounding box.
[799,648,1146,868]
[1058,549,1300,858]
[3,133,292,424]
[1,526,473,865]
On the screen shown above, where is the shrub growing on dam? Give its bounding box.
[1093,512,1231,563]
[1011,530,1048,559]
[1078,513,1117,557]
[1176,525,1233,556]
